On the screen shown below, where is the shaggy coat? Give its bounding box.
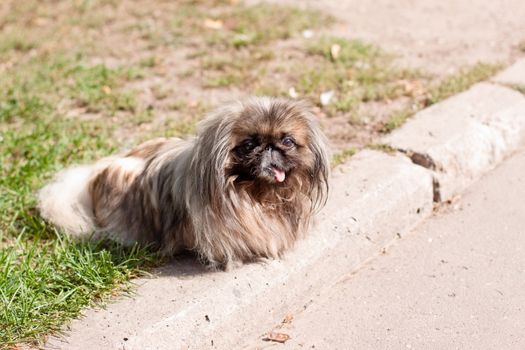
[38,97,330,268]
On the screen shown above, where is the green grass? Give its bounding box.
[205,3,332,48]
[0,55,141,120]
[0,237,156,347]
[197,4,329,90]
[381,106,417,133]
[296,36,423,114]
[0,34,36,55]
[0,52,160,346]
[331,148,357,166]
[367,143,396,154]
[425,62,502,105]
[381,62,502,132]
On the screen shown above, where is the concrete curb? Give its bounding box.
[492,58,525,87]
[382,82,525,201]
[46,59,525,350]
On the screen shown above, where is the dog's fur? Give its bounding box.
[38,97,329,268]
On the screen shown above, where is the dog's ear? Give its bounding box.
[302,104,330,211]
[189,101,243,201]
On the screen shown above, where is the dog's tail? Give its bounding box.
[38,165,96,237]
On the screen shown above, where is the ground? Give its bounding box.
[247,146,525,349]
[0,0,524,347]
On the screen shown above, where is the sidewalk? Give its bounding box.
[251,147,525,349]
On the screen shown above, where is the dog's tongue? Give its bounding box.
[272,167,286,182]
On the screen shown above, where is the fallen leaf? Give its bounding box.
[203,18,223,30]
[102,85,112,94]
[263,331,291,343]
[330,44,341,60]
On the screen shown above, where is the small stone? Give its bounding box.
[330,44,341,60]
[320,90,335,106]
[302,29,314,39]
[288,87,299,99]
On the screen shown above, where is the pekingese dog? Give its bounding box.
[38,97,330,269]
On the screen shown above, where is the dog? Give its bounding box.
[38,97,330,269]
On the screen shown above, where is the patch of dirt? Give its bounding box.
[2,0,524,153]
[253,0,525,76]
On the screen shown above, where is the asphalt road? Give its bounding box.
[253,147,525,350]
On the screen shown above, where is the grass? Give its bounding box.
[331,148,357,166]
[0,237,156,347]
[381,62,502,132]
[293,36,423,115]
[0,116,159,346]
[198,5,330,90]
[425,62,502,105]
[204,3,332,48]
[381,106,418,133]
[0,49,160,346]
[367,143,396,154]
[0,34,36,55]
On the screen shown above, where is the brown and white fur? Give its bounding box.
[38,97,330,269]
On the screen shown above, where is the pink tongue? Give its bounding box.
[272,168,286,182]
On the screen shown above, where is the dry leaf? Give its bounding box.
[263,332,291,343]
[102,85,112,94]
[330,44,341,60]
[203,18,223,30]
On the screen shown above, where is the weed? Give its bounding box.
[296,36,422,115]
[0,235,157,347]
[331,148,357,167]
[0,49,157,345]
[367,143,397,154]
[380,107,416,133]
[207,4,332,48]
[425,62,501,106]
[381,62,501,132]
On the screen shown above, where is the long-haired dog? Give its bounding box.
[38,97,330,269]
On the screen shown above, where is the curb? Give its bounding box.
[46,59,525,350]
[382,81,525,201]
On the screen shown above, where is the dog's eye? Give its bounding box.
[281,136,295,147]
[242,139,257,151]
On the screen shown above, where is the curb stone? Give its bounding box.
[491,58,525,87]
[46,150,434,349]
[382,82,525,201]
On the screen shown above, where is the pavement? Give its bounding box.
[247,146,525,350]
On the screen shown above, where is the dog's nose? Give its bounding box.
[265,144,274,152]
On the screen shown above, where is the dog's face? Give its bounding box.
[227,99,325,187]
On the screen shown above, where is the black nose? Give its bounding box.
[265,144,273,151]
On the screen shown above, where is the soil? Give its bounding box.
[255,0,525,75]
[2,0,525,152]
